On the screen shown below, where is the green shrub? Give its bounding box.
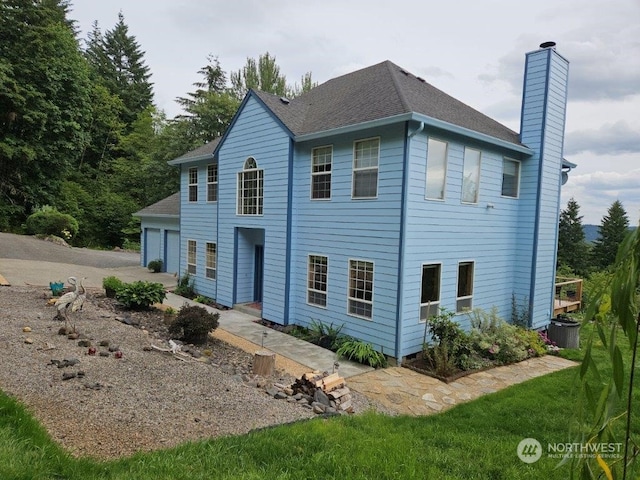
[25,207,79,240]
[116,281,166,309]
[422,308,473,374]
[169,305,219,344]
[467,308,529,365]
[147,259,163,273]
[336,340,387,368]
[306,320,344,349]
[102,276,124,298]
[194,295,215,305]
[174,272,196,298]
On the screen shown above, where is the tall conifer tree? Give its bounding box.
[592,200,630,270]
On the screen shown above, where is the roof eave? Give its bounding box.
[132,213,180,219]
[295,113,414,141]
[167,153,215,166]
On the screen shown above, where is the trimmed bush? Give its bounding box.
[25,208,79,240]
[168,305,219,345]
[147,259,163,273]
[116,281,166,310]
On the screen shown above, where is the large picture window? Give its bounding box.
[348,259,374,319]
[205,242,216,279]
[501,158,520,198]
[311,146,332,199]
[207,163,218,202]
[188,167,198,202]
[456,261,474,312]
[187,240,197,275]
[352,138,379,198]
[420,264,441,321]
[237,157,264,215]
[307,255,328,307]
[461,148,481,203]
[426,139,448,200]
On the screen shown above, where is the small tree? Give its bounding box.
[591,200,629,271]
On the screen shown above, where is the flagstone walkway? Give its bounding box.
[347,355,578,416]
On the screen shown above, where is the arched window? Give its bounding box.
[237,157,264,215]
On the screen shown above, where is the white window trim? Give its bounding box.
[351,137,380,200]
[347,258,374,320]
[425,138,448,201]
[205,242,217,280]
[207,163,218,203]
[188,167,198,203]
[419,262,442,323]
[187,239,197,275]
[307,254,328,308]
[310,145,333,201]
[501,157,521,199]
[461,147,482,205]
[456,260,475,314]
[236,157,264,216]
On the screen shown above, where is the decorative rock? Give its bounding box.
[62,372,76,380]
[293,393,304,401]
[114,351,123,359]
[312,403,326,414]
[64,358,80,366]
[98,340,110,347]
[77,371,85,378]
[265,386,280,397]
[87,347,97,355]
[274,391,288,400]
[23,326,32,333]
[78,340,91,347]
[67,333,79,340]
[99,351,110,357]
[108,345,120,352]
[24,337,34,344]
[58,327,71,336]
[313,389,331,407]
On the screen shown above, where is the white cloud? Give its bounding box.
[565,121,640,155]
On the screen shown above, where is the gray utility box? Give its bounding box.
[547,318,580,349]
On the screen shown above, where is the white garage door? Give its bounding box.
[165,230,180,275]
[145,228,161,266]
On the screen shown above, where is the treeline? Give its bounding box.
[557,198,636,277]
[0,0,313,248]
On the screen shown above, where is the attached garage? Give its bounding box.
[134,193,180,274]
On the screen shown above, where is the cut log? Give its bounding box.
[321,377,345,392]
[315,372,340,388]
[253,350,276,376]
[328,387,350,399]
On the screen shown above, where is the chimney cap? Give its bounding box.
[540,41,556,49]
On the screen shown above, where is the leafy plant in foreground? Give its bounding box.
[116,281,166,309]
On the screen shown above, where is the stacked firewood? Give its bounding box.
[291,371,353,413]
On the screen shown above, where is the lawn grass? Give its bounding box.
[1,325,638,480]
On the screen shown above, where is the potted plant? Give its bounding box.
[163,306,177,325]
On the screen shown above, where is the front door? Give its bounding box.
[253,245,264,302]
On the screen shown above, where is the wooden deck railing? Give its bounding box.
[553,277,583,316]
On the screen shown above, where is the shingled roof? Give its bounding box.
[170,138,220,163]
[255,60,521,145]
[134,192,180,218]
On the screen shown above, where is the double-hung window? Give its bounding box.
[188,167,198,202]
[456,261,474,312]
[352,138,379,198]
[237,157,263,215]
[307,255,328,307]
[348,259,374,319]
[420,264,441,321]
[501,158,520,198]
[207,163,218,202]
[187,240,197,275]
[426,138,448,200]
[461,148,481,203]
[205,242,216,279]
[311,146,332,199]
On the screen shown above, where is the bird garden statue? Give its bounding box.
[53,276,86,331]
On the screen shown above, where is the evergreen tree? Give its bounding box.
[85,12,153,127]
[0,0,92,228]
[557,198,590,276]
[591,200,630,270]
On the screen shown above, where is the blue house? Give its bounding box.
[148,43,571,362]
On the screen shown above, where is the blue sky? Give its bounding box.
[69,0,640,225]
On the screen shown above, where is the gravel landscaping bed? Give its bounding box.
[0,286,385,459]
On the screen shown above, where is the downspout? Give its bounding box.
[395,121,423,364]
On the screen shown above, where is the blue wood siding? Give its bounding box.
[178,161,218,300]
[139,217,179,273]
[289,125,404,356]
[399,128,527,357]
[144,228,161,265]
[520,48,569,328]
[216,96,291,322]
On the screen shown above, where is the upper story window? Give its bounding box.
[348,259,374,319]
[456,261,474,313]
[188,167,198,202]
[501,158,520,198]
[237,157,264,215]
[207,163,218,202]
[420,263,441,321]
[187,240,197,275]
[352,138,379,198]
[205,242,217,279]
[307,255,328,307]
[461,147,481,204]
[426,138,448,200]
[311,146,332,200]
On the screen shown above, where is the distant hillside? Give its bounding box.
[583,224,637,243]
